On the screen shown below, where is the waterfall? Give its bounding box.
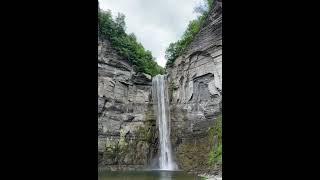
[152,74,177,170]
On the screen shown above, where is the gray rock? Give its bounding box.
[98,37,157,170]
[132,73,152,85]
[97,0,222,174]
[166,0,222,175]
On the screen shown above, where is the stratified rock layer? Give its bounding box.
[98,37,158,170]
[167,0,222,175]
[97,0,222,174]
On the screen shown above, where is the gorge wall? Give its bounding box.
[98,0,222,175]
[167,0,222,175]
[98,36,158,170]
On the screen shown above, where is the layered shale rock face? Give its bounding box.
[98,37,158,170]
[166,0,222,175]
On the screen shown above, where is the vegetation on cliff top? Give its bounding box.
[165,0,214,67]
[98,10,164,76]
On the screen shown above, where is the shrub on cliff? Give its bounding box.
[98,10,164,76]
[165,0,214,67]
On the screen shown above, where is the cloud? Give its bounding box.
[99,0,202,67]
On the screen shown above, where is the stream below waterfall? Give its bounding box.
[98,170,202,180]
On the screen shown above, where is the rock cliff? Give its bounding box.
[166,0,222,175]
[98,36,158,170]
[98,0,222,174]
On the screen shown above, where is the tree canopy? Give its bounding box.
[98,10,164,76]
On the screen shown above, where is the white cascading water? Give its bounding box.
[152,74,177,170]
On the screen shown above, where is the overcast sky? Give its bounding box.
[99,0,203,67]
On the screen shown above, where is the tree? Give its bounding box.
[128,33,136,41]
[193,1,208,14]
[115,12,126,32]
[98,10,164,76]
[165,0,214,67]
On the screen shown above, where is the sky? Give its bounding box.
[99,0,204,67]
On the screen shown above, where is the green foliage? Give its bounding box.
[207,0,214,10]
[114,12,126,31]
[98,10,164,76]
[208,115,222,165]
[165,0,214,67]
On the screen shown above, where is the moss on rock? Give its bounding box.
[208,115,222,174]
[173,115,222,174]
